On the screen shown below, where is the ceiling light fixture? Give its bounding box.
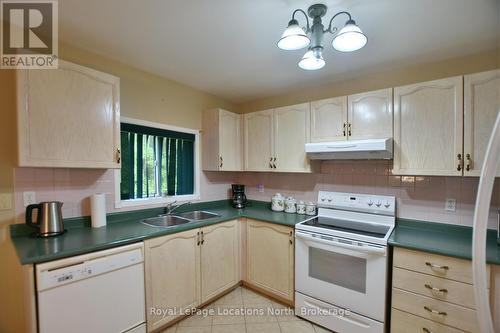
[277,4,367,70]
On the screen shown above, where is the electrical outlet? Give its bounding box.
[257,184,265,193]
[23,191,36,207]
[445,198,456,212]
[0,193,12,211]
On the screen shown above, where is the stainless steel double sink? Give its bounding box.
[141,211,219,227]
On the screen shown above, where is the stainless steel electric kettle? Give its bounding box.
[26,201,65,237]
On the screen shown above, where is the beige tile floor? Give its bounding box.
[161,287,334,333]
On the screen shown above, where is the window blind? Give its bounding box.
[120,123,195,200]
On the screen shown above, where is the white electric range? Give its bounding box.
[294,191,396,333]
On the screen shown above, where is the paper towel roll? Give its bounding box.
[91,193,107,228]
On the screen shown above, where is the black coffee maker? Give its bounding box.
[231,184,247,208]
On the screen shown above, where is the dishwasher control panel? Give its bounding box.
[36,246,143,291]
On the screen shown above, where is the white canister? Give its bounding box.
[296,201,306,214]
[284,197,297,214]
[271,193,285,212]
[305,202,317,216]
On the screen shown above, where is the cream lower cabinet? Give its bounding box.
[16,60,121,168]
[145,221,239,331]
[393,76,464,176]
[464,70,500,177]
[145,229,201,332]
[391,247,490,333]
[202,109,242,171]
[245,219,294,303]
[200,220,240,303]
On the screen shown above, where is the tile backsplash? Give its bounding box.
[14,160,500,228]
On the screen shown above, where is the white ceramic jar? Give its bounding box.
[296,201,306,214]
[271,193,285,212]
[305,202,317,216]
[284,197,297,213]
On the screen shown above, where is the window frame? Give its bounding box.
[114,116,200,209]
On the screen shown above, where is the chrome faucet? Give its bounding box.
[164,201,191,215]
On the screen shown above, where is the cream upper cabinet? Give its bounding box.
[200,220,239,303]
[246,219,294,303]
[144,229,201,331]
[16,60,120,168]
[202,109,242,171]
[348,88,393,140]
[393,76,463,176]
[310,96,347,142]
[244,109,274,171]
[464,70,500,177]
[274,103,311,172]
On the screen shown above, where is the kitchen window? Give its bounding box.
[115,117,200,208]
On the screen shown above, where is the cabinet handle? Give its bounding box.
[424,284,448,293]
[273,157,277,169]
[348,123,352,136]
[219,156,223,168]
[201,231,204,245]
[269,157,273,169]
[424,306,447,316]
[197,231,200,246]
[425,262,449,271]
[422,328,434,333]
[466,153,472,171]
[116,148,121,163]
[343,123,346,137]
[457,153,462,171]
[289,239,293,245]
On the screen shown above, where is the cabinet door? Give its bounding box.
[244,110,274,171]
[145,229,201,331]
[219,110,242,171]
[200,220,239,303]
[246,220,294,302]
[464,70,500,177]
[393,77,463,176]
[348,88,393,140]
[274,103,311,172]
[17,60,120,168]
[310,96,347,142]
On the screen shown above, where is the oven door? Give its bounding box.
[295,230,388,321]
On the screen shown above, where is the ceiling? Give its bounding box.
[58,0,499,103]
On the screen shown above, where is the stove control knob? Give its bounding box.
[384,202,391,208]
[367,201,373,207]
[327,198,332,203]
[321,198,326,202]
[375,202,382,207]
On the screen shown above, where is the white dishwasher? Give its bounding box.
[36,243,146,333]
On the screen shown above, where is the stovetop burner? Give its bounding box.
[302,216,390,239]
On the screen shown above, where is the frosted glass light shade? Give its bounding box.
[298,48,325,70]
[278,21,310,50]
[332,20,367,52]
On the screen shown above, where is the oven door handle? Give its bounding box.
[295,231,386,256]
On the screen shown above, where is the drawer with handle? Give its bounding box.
[392,267,478,309]
[391,308,467,333]
[393,248,490,285]
[392,288,479,332]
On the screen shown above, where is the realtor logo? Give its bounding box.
[1,0,58,69]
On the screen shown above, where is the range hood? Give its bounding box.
[305,138,393,160]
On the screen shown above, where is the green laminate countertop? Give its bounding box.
[11,200,313,265]
[389,219,500,265]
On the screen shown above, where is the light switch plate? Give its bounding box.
[23,191,36,207]
[445,198,456,212]
[0,193,13,210]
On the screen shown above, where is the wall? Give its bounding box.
[236,161,500,228]
[0,70,30,332]
[238,49,499,113]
